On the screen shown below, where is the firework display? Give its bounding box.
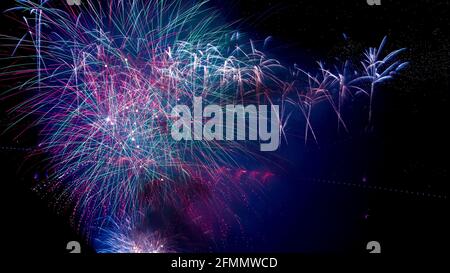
[0,0,409,253]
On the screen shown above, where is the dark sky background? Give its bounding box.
[0,0,448,255]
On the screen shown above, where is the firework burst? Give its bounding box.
[0,0,406,252]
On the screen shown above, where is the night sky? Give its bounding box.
[0,0,448,255]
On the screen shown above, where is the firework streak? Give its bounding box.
[0,0,407,252]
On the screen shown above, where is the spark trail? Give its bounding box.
[0,0,406,252]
